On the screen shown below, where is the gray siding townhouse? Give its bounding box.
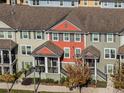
[0,4,124,81]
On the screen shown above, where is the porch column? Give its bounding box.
[58,57,60,74]
[45,57,48,73]
[9,50,12,74]
[1,66,4,74]
[1,50,3,64]
[94,59,97,83]
[33,57,35,67]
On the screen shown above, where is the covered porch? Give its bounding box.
[0,39,18,75]
[32,41,63,80]
[81,46,100,81]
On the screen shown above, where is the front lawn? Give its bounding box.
[0,89,70,93]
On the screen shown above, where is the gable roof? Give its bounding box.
[1,4,124,33]
[0,39,17,50]
[81,46,100,59]
[32,41,64,57]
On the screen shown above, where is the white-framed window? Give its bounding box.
[107,33,113,43]
[94,0,99,5]
[22,62,32,70]
[104,48,116,59]
[21,32,30,39]
[7,32,12,38]
[64,47,70,58]
[104,2,108,6]
[74,33,81,42]
[21,45,32,55]
[106,64,114,74]
[0,32,4,38]
[63,33,70,42]
[52,33,59,41]
[91,33,99,42]
[115,2,121,7]
[36,32,42,39]
[47,57,58,73]
[75,48,81,57]
[83,0,88,5]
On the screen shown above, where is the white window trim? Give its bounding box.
[35,32,43,40]
[74,33,81,42]
[22,32,29,39]
[94,0,99,6]
[63,33,70,42]
[7,32,13,39]
[0,32,5,39]
[75,48,81,56]
[20,45,32,56]
[104,48,116,59]
[92,33,99,42]
[106,64,114,74]
[83,0,88,6]
[52,33,59,41]
[107,33,113,43]
[64,47,70,58]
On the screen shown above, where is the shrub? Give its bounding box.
[21,78,32,85]
[60,76,66,85]
[0,74,15,83]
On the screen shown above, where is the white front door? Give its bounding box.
[107,64,114,75]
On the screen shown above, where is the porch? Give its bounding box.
[0,39,18,75]
[81,46,100,81]
[31,41,63,80]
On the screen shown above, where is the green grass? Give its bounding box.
[0,89,69,93]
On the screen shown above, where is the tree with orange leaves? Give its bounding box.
[64,60,91,93]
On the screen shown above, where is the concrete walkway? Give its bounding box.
[0,82,124,93]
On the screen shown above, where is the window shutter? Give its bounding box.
[114,34,116,42]
[104,34,107,42]
[59,33,63,41]
[90,34,92,42]
[42,32,44,39]
[29,32,31,39]
[99,33,101,42]
[20,32,22,39]
[70,33,74,42]
[34,32,36,39]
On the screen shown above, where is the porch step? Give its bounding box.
[97,68,107,81]
[25,67,34,77]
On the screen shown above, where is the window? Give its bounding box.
[74,33,81,42]
[91,33,99,42]
[104,48,116,59]
[75,48,81,57]
[52,33,59,41]
[115,2,121,7]
[33,0,39,5]
[63,33,70,42]
[21,45,32,55]
[106,64,114,74]
[48,58,58,73]
[7,32,12,38]
[94,0,98,5]
[36,57,45,72]
[64,48,70,58]
[21,32,30,39]
[72,1,74,6]
[60,0,63,6]
[104,2,108,6]
[83,0,88,5]
[0,32,4,38]
[107,33,113,42]
[22,62,32,70]
[36,32,42,39]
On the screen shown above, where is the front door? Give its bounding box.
[107,64,114,75]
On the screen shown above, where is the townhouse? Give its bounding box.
[1,4,124,81]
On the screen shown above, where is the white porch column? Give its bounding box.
[1,50,3,64]
[9,50,12,74]
[58,57,60,74]
[33,57,35,67]
[45,57,48,73]
[94,59,97,82]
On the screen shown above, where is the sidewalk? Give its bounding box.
[0,82,124,93]
[0,82,75,93]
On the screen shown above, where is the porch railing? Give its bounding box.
[97,68,107,81]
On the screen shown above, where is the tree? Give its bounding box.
[64,60,91,93]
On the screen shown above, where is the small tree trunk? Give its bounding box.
[79,86,81,93]
[6,82,10,93]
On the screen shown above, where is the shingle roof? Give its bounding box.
[0,39,17,50]
[1,4,124,33]
[32,41,64,57]
[118,45,124,54]
[81,46,100,59]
